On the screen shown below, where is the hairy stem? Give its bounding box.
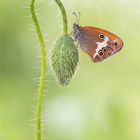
[30,0,46,140]
[55,0,68,34]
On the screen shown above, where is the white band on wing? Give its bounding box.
[94,36,109,58]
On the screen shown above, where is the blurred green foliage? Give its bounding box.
[1,0,140,140]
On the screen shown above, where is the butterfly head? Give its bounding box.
[73,23,82,40]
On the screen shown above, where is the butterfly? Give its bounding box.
[72,21,123,62]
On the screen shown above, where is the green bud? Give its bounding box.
[51,34,79,86]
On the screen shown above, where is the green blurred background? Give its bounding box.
[1,0,140,140]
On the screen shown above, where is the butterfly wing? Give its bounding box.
[74,25,123,62]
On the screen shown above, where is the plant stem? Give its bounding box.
[55,0,68,34]
[30,0,46,140]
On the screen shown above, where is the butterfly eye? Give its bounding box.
[99,34,105,39]
[98,50,103,56]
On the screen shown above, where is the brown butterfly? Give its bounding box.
[73,23,123,62]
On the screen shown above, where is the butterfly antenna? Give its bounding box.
[73,12,79,25]
[78,12,81,23]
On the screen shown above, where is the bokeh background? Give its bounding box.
[1,0,140,140]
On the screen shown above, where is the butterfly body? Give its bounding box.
[73,23,123,62]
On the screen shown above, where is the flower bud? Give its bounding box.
[51,34,79,86]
